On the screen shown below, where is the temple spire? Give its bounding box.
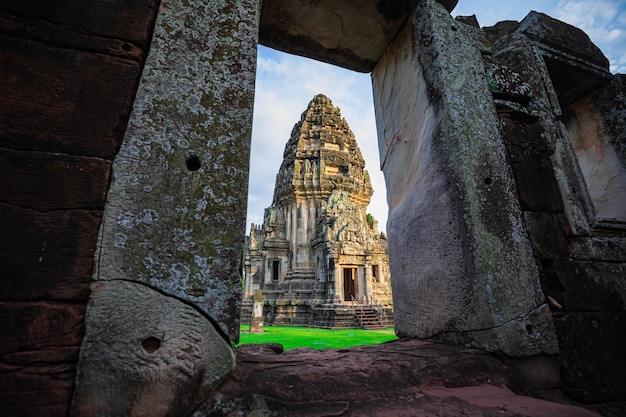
[243,94,392,328]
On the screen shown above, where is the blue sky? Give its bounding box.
[247,0,626,231]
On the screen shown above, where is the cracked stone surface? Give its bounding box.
[432,304,559,356]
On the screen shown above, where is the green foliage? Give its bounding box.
[237,325,397,350]
[366,213,374,225]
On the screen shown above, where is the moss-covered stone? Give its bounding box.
[372,0,556,356]
[95,0,260,342]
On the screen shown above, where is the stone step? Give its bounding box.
[354,307,384,329]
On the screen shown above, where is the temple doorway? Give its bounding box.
[343,267,357,302]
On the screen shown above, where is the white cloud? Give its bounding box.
[555,0,618,30]
[554,0,626,73]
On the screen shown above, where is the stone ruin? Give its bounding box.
[242,94,393,329]
[1,0,625,416]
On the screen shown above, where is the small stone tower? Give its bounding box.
[244,94,392,328]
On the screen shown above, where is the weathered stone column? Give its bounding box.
[71,0,260,415]
[372,0,557,357]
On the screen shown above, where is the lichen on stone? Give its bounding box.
[95,0,261,341]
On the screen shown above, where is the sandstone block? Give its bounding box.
[508,145,564,213]
[544,260,626,312]
[517,12,611,106]
[1,0,159,47]
[0,148,111,211]
[523,212,568,260]
[259,0,457,73]
[0,301,85,417]
[499,117,562,216]
[483,20,520,44]
[517,12,609,71]
[486,63,534,103]
[0,204,98,301]
[499,116,551,154]
[432,304,559,357]
[372,0,556,356]
[0,35,142,158]
[568,236,626,262]
[95,0,260,341]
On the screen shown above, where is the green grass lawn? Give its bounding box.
[237,325,398,350]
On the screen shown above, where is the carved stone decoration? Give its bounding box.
[70,281,235,417]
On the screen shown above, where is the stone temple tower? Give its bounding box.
[244,94,393,328]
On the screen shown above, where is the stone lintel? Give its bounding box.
[338,254,366,264]
[259,0,457,73]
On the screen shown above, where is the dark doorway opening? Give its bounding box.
[343,267,356,301]
[272,260,280,281]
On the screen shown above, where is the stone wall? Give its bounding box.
[2,0,625,414]
[1,0,259,415]
[0,2,159,416]
[489,13,626,403]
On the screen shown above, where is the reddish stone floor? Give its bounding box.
[201,338,618,416]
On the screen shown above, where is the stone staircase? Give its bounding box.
[354,306,384,330]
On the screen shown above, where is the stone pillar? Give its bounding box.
[71,0,260,415]
[364,261,374,303]
[372,0,557,357]
[334,261,343,302]
[250,291,266,333]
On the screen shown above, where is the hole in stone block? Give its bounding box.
[142,336,161,353]
[451,24,458,31]
[525,324,533,335]
[484,177,493,185]
[186,155,201,171]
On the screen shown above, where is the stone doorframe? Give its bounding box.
[70,0,559,414]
